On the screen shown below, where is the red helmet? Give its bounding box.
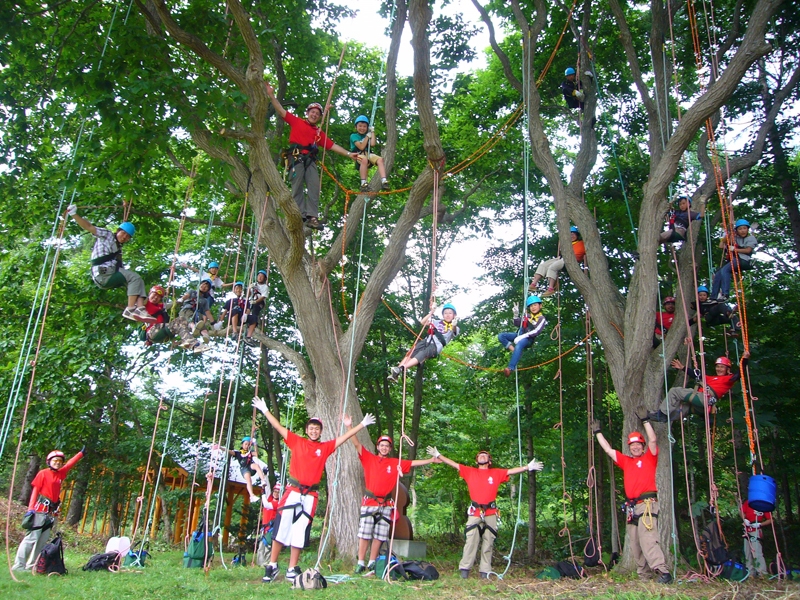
[663,296,676,304]
[273,482,282,491]
[376,436,394,447]
[476,450,492,465]
[715,356,732,367]
[47,450,65,464]
[150,285,166,298]
[627,432,646,445]
[306,102,324,115]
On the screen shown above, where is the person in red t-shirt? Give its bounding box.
[593,411,672,583]
[142,285,208,353]
[13,448,84,571]
[741,499,772,576]
[427,446,543,579]
[264,78,358,231]
[252,397,375,584]
[347,428,437,576]
[653,296,676,347]
[261,483,282,538]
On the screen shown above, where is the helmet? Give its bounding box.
[47,450,66,464]
[306,417,323,431]
[200,278,213,288]
[570,225,579,233]
[697,285,709,294]
[376,435,394,447]
[257,269,268,278]
[527,295,542,306]
[442,303,457,314]
[715,356,732,367]
[306,102,324,115]
[208,261,220,269]
[565,67,576,76]
[150,285,166,298]
[234,281,244,288]
[273,482,282,491]
[241,436,251,444]
[354,115,370,125]
[663,296,676,304]
[734,218,750,228]
[627,432,645,446]
[476,450,492,464]
[118,222,135,237]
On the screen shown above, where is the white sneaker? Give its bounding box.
[134,307,157,322]
[181,339,196,350]
[122,307,138,321]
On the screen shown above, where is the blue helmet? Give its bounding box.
[565,67,576,76]
[354,115,370,125]
[527,295,542,306]
[234,281,244,288]
[570,226,579,233]
[734,218,750,228]
[118,222,135,237]
[257,269,268,277]
[442,302,457,314]
[200,278,213,288]
[241,436,251,443]
[208,261,220,269]
[697,285,710,294]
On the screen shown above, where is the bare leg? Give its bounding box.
[529,274,542,289]
[369,538,383,562]
[376,157,387,180]
[269,539,284,564]
[358,538,370,562]
[398,356,420,370]
[359,156,369,181]
[288,546,302,569]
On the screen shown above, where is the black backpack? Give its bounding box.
[35,532,67,575]
[699,519,729,566]
[83,552,121,572]
[583,537,600,568]
[555,560,584,579]
[399,561,439,581]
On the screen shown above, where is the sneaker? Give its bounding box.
[286,566,302,582]
[381,180,390,190]
[249,493,260,502]
[305,217,324,231]
[387,366,402,383]
[725,328,739,338]
[717,293,728,302]
[244,336,258,346]
[354,564,366,575]
[192,343,210,354]
[459,569,469,579]
[360,182,369,191]
[584,70,595,79]
[656,571,673,584]
[134,306,157,322]
[202,332,211,343]
[262,564,280,583]
[541,288,557,297]
[122,307,139,321]
[479,572,489,579]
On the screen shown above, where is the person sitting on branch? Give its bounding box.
[711,219,757,302]
[264,77,358,231]
[426,446,543,579]
[659,195,704,244]
[347,429,437,576]
[143,285,208,353]
[179,279,215,342]
[387,303,459,383]
[528,226,585,297]
[592,413,673,584]
[498,295,547,377]
[227,436,268,503]
[13,448,84,571]
[181,260,231,301]
[689,285,741,337]
[245,269,269,343]
[561,67,585,109]
[350,115,389,191]
[648,351,750,422]
[67,204,154,323]
[218,281,250,336]
[251,396,375,584]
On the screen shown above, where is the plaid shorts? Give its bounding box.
[357,505,392,541]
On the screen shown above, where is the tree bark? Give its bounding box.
[18,454,41,506]
[65,459,92,526]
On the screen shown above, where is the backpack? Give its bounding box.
[83,552,121,572]
[399,560,439,581]
[184,529,214,568]
[35,531,67,575]
[583,537,600,568]
[255,533,271,567]
[720,559,749,581]
[292,567,327,589]
[555,560,584,579]
[699,519,729,566]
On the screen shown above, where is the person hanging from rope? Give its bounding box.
[350,115,389,191]
[181,260,232,301]
[179,278,215,343]
[387,303,459,383]
[142,285,209,353]
[227,436,268,503]
[244,270,269,344]
[426,446,543,579]
[561,67,585,110]
[251,396,376,584]
[261,483,282,545]
[528,226,585,297]
[13,448,84,571]
[652,296,676,348]
[711,218,757,302]
[592,415,673,584]
[658,195,704,245]
[263,77,359,231]
[346,428,437,577]
[689,285,741,338]
[217,281,250,337]
[66,204,154,324]
[498,295,547,377]
[648,351,751,422]
[741,498,772,576]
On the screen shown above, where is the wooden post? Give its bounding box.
[222,490,234,547]
[150,494,162,539]
[89,492,101,535]
[120,491,133,536]
[61,480,75,519]
[79,489,92,534]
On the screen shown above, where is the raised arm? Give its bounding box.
[507,458,544,477]
[67,204,97,236]
[410,457,437,467]
[334,413,376,449]
[642,418,658,455]
[263,78,287,119]
[591,419,618,462]
[252,397,288,439]
[343,414,363,453]
[427,446,459,470]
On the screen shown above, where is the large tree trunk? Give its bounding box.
[17,454,40,506]
[65,459,92,526]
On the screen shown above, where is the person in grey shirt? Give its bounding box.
[711,218,756,301]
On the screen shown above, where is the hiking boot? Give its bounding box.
[503,368,511,378]
[354,564,366,575]
[192,343,210,354]
[286,566,302,582]
[262,564,280,582]
[387,366,402,383]
[122,307,139,321]
[656,571,673,584]
[305,217,324,231]
[459,569,470,579]
[479,572,489,579]
[541,287,557,297]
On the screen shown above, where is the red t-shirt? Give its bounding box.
[704,374,738,398]
[459,465,509,516]
[262,497,278,525]
[283,112,334,151]
[285,431,336,487]
[30,451,83,510]
[614,447,658,500]
[742,501,771,535]
[359,449,413,506]
[655,312,675,336]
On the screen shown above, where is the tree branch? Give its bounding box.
[250,330,312,384]
[471,0,522,93]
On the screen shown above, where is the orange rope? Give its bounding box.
[536,0,580,87]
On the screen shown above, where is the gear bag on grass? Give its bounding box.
[184,529,214,568]
[83,552,121,572]
[699,519,728,565]
[35,531,67,575]
[399,560,439,581]
[292,567,327,589]
[554,560,583,579]
[720,559,749,582]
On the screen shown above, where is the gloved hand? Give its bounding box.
[513,334,526,345]
[361,413,376,428]
[634,406,650,423]
[743,519,751,526]
[213,321,224,331]
[751,522,761,529]
[591,419,601,435]
[574,89,585,101]
[512,303,519,318]
[527,458,544,472]
[66,204,78,217]
[427,446,440,458]
[252,396,269,416]
[80,445,86,455]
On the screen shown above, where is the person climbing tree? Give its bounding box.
[426,446,542,579]
[143,284,209,353]
[350,115,389,191]
[263,77,358,231]
[498,295,547,377]
[592,415,672,584]
[245,269,269,343]
[653,296,676,348]
[251,396,375,584]
[218,281,249,336]
[346,429,436,576]
[711,219,757,301]
[658,195,704,244]
[387,303,459,383]
[561,67,585,109]
[689,285,741,337]
[181,260,231,300]
[648,351,751,422]
[742,498,772,576]
[226,436,268,503]
[66,204,154,323]
[528,226,585,297]
[179,279,215,342]
[13,448,84,571]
